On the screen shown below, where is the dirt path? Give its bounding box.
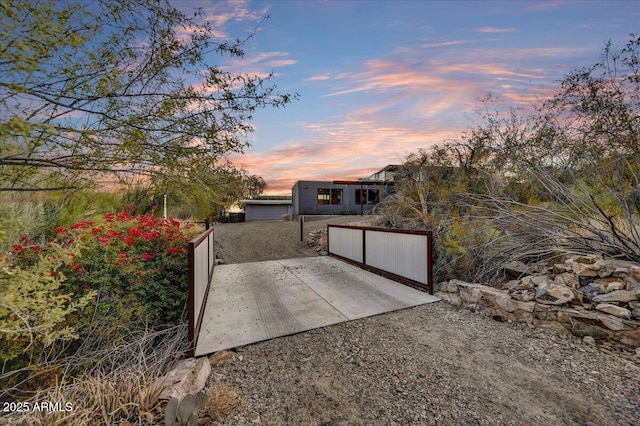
[207,217,640,425]
[213,216,371,264]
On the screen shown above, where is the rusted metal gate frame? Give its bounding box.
[187,227,215,356]
[327,224,434,294]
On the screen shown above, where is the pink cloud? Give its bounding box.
[229,107,463,195]
[228,42,578,195]
[174,1,268,41]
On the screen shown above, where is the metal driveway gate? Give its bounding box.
[327,224,433,294]
[187,226,215,355]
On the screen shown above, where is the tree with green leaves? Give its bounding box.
[158,162,266,219]
[0,0,294,193]
[377,35,640,283]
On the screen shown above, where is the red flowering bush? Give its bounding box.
[6,208,197,347]
[50,208,197,328]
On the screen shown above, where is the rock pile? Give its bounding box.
[305,230,327,255]
[436,254,640,348]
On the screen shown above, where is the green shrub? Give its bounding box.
[0,244,95,370]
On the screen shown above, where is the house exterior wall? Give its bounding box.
[292,180,393,216]
[244,203,292,221]
[367,165,399,182]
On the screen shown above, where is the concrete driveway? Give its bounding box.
[195,256,439,356]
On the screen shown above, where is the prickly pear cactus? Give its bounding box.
[164,392,209,426]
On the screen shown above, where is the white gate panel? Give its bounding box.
[365,230,428,285]
[328,226,363,263]
[188,227,215,354]
[194,242,208,330]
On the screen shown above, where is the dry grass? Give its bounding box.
[5,370,164,426]
[203,382,240,421]
[3,325,190,426]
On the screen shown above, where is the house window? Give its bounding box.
[331,188,342,205]
[355,189,380,204]
[317,188,330,204]
[317,188,342,205]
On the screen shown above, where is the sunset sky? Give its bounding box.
[188,0,639,195]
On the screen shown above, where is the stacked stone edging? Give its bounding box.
[435,255,640,348]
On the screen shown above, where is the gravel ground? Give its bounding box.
[213,216,372,264]
[207,218,640,426]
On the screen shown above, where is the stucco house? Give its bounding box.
[291,165,398,216]
[238,165,398,220]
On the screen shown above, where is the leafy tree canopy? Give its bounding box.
[0,0,294,192]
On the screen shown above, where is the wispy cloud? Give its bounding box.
[230,105,463,194]
[304,74,331,82]
[323,54,546,100]
[220,51,297,79]
[236,43,577,194]
[421,40,470,48]
[231,51,295,66]
[525,1,567,12]
[213,1,631,196]
[200,0,267,35]
[174,0,268,41]
[475,27,518,33]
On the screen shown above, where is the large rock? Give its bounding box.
[569,288,584,306]
[439,280,460,293]
[552,263,571,276]
[547,306,630,332]
[511,289,536,302]
[503,279,533,292]
[529,275,553,289]
[533,318,572,334]
[534,304,559,321]
[491,292,535,314]
[592,277,624,293]
[554,273,579,289]
[593,259,617,278]
[570,322,610,340]
[460,285,483,304]
[595,303,632,319]
[579,285,603,302]
[500,261,530,280]
[592,290,638,304]
[156,357,211,401]
[572,263,600,277]
[535,285,574,305]
[573,255,599,265]
[436,291,461,306]
[606,281,625,292]
[619,329,640,347]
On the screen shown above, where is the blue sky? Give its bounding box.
[185,0,639,194]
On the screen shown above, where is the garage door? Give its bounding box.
[245,204,290,221]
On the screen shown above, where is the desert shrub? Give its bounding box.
[0,200,47,253]
[2,324,191,425]
[2,208,197,382]
[49,208,197,330]
[0,244,95,372]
